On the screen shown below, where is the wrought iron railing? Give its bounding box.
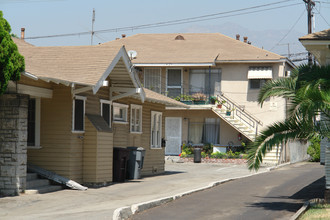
[216,93,263,137]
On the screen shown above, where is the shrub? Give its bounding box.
[182,144,194,155]
[210,152,227,159]
[201,152,207,158]
[203,143,213,155]
[307,136,321,162]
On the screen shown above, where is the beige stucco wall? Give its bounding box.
[140,62,290,144]
[219,62,287,130]
[164,109,246,146]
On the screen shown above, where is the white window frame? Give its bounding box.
[130,104,142,134]
[72,95,86,133]
[166,68,183,97]
[144,68,161,93]
[100,99,112,128]
[151,111,162,149]
[27,97,41,149]
[113,102,128,124]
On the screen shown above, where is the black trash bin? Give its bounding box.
[113,147,130,182]
[127,147,146,179]
[194,148,202,163]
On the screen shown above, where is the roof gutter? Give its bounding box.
[23,72,38,80]
[215,59,286,63]
[133,63,215,67]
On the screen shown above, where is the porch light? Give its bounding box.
[103,80,109,87]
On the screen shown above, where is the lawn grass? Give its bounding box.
[299,203,330,220]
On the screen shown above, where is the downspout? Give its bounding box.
[208,66,211,101]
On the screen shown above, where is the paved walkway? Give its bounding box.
[0,160,274,220]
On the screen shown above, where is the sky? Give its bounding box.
[1,0,330,62]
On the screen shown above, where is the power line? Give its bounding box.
[314,7,330,26]
[24,0,302,40]
[270,9,305,51]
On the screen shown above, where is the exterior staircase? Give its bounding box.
[262,146,282,165]
[213,93,283,166]
[212,93,263,141]
[25,172,63,195]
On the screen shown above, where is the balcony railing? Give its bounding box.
[216,93,263,137]
[172,91,217,105]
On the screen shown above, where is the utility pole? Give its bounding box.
[303,0,315,66]
[279,43,291,58]
[91,8,95,45]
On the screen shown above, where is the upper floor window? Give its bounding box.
[189,68,221,95]
[100,100,111,127]
[130,104,142,133]
[144,68,161,93]
[167,68,182,98]
[73,96,86,132]
[113,103,128,123]
[248,66,272,89]
[249,79,269,89]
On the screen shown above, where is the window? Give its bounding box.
[27,98,41,147]
[188,118,220,145]
[166,68,182,98]
[151,111,162,149]
[144,68,161,93]
[130,104,142,133]
[248,66,272,89]
[190,68,221,95]
[100,100,111,127]
[72,96,86,132]
[249,79,268,89]
[113,103,128,123]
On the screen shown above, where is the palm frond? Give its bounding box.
[258,77,296,107]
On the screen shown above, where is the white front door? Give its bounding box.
[165,117,182,155]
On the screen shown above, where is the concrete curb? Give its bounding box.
[112,163,289,220]
[290,198,325,220]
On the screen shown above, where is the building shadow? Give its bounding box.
[246,176,325,212]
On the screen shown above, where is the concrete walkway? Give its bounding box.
[0,159,273,220]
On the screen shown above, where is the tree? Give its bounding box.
[247,64,330,170]
[0,11,25,94]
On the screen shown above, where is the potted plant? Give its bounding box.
[226,107,235,116]
[174,94,193,105]
[216,100,226,109]
[209,96,217,104]
[192,93,206,105]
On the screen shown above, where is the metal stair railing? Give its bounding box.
[216,93,263,137]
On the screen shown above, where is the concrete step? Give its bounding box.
[27,173,38,181]
[25,185,63,195]
[26,179,50,189]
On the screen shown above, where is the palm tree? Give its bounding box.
[247,64,330,170]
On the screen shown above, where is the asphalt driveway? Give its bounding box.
[0,160,294,220]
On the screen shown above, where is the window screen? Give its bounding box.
[102,103,110,126]
[144,68,161,93]
[190,69,221,95]
[167,69,181,86]
[74,99,84,131]
[27,99,36,146]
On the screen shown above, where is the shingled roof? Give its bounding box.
[143,88,188,108]
[13,38,141,94]
[102,33,286,65]
[299,29,330,41]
